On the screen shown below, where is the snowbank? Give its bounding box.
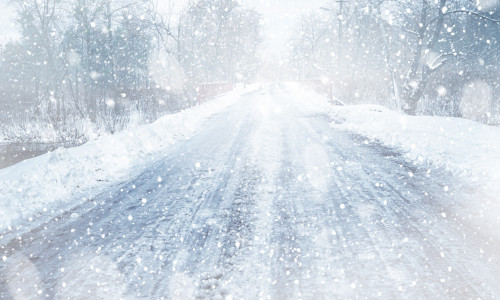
[330,105,500,187]
[330,104,500,233]
[0,92,239,230]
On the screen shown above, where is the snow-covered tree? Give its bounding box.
[289,0,500,120]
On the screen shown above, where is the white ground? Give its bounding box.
[330,103,500,192]
[0,91,240,230]
[329,102,500,244]
[1,84,499,299]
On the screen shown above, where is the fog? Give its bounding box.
[0,0,499,143]
[1,1,500,298]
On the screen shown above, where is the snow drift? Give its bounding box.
[0,92,238,230]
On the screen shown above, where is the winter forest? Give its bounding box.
[0,0,499,143]
[0,0,261,142]
[289,0,500,118]
[1,1,500,298]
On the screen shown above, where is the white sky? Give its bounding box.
[0,0,328,56]
[244,0,327,58]
[0,3,17,44]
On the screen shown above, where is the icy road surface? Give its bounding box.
[1,85,499,299]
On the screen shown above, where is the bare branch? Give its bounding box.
[430,9,500,25]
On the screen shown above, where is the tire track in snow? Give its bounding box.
[1,86,499,299]
[306,115,497,298]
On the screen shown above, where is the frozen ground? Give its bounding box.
[330,103,500,193]
[1,84,499,299]
[330,101,500,245]
[0,91,239,230]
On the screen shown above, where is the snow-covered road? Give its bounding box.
[1,85,499,299]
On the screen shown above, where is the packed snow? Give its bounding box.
[1,84,499,233]
[330,104,500,190]
[328,98,500,239]
[1,85,500,298]
[0,0,499,297]
[0,90,241,230]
